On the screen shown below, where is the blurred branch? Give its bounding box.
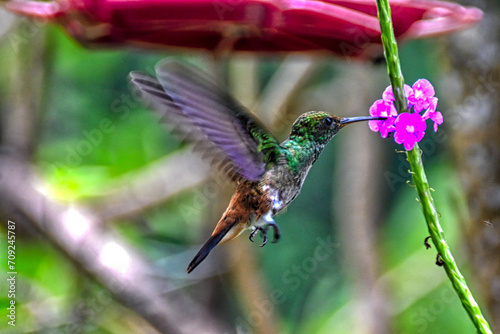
[0,150,228,334]
[2,18,46,155]
[329,250,447,327]
[255,54,317,133]
[229,55,259,108]
[328,64,390,334]
[90,150,211,221]
[0,15,227,334]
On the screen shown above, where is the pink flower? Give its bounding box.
[424,111,444,132]
[421,97,443,131]
[382,84,413,108]
[394,113,427,151]
[369,99,397,138]
[408,79,436,113]
[368,79,443,150]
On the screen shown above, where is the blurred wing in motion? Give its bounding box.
[130,60,282,182]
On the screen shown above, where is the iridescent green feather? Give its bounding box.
[131,60,284,182]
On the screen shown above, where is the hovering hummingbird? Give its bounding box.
[130,60,385,273]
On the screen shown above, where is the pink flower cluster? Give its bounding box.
[369,79,443,151]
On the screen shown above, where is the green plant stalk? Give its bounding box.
[375,0,492,333]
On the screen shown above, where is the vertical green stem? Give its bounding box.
[375,1,492,333]
[376,0,407,113]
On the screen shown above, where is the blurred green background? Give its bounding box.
[0,1,498,333]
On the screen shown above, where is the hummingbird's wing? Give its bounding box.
[130,60,282,182]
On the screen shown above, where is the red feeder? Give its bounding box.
[4,0,483,59]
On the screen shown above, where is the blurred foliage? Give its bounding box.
[0,21,480,334]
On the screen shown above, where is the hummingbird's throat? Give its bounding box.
[262,185,283,212]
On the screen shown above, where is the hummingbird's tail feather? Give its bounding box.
[187,222,241,274]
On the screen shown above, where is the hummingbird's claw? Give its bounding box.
[249,221,281,247]
[263,212,281,243]
[249,227,260,242]
[259,233,268,247]
[271,223,281,243]
[250,211,281,247]
[249,226,269,247]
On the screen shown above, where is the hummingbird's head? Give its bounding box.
[289,111,387,146]
[289,112,344,146]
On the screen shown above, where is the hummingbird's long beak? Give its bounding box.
[340,116,387,127]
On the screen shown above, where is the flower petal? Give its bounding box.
[369,99,387,117]
[404,84,413,98]
[416,130,426,142]
[380,124,394,138]
[388,104,398,117]
[431,111,443,124]
[393,113,426,150]
[431,111,443,131]
[394,130,404,144]
[404,140,416,151]
[411,79,437,113]
[369,120,382,132]
[413,79,435,97]
[383,84,414,108]
[382,86,395,102]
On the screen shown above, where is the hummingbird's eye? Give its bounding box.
[323,117,333,126]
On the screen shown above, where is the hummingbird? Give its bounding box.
[130,60,385,273]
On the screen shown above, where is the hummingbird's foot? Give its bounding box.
[249,226,268,247]
[249,212,281,247]
[263,212,281,243]
[267,221,281,243]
